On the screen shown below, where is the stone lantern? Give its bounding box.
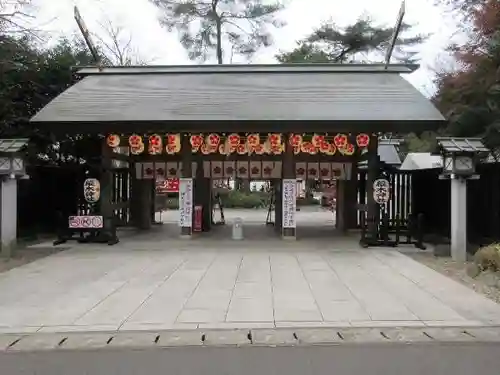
[436,137,489,261]
[0,139,29,257]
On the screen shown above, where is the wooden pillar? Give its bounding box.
[282,134,296,239]
[130,165,152,230]
[366,135,379,240]
[274,179,282,232]
[194,156,211,232]
[345,161,359,230]
[100,140,114,236]
[336,180,346,231]
[179,134,193,237]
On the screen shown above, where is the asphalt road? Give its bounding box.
[2,342,500,375]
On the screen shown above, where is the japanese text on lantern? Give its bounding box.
[178,178,193,228]
[373,178,390,204]
[282,179,297,229]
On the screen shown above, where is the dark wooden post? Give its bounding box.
[180,133,193,237]
[274,179,282,232]
[345,160,359,230]
[282,134,296,239]
[366,135,379,240]
[194,155,211,232]
[100,140,114,236]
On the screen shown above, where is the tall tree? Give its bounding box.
[150,0,285,64]
[432,0,500,149]
[276,17,425,64]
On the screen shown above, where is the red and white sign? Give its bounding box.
[68,215,104,229]
[156,178,180,193]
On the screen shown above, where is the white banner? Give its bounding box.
[282,179,297,229]
[179,178,193,227]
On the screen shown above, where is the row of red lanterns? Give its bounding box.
[106,133,370,155]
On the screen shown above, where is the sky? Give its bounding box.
[33,0,459,97]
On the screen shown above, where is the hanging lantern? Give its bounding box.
[311,134,325,148]
[236,143,247,155]
[289,134,303,147]
[228,133,240,147]
[342,143,356,156]
[206,133,221,148]
[129,134,142,148]
[333,133,348,148]
[268,133,281,146]
[148,134,163,155]
[247,134,260,147]
[106,134,120,148]
[166,133,180,146]
[319,141,331,153]
[130,142,145,155]
[190,134,204,149]
[83,178,100,203]
[356,133,370,148]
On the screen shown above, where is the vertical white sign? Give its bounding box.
[282,179,297,229]
[179,178,193,227]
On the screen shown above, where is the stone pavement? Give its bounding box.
[1,227,500,334]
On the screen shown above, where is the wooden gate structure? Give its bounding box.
[30,64,445,241]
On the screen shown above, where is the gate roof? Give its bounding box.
[30,64,445,134]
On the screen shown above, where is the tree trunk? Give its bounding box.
[216,19,223,64]
[212,0,223,64]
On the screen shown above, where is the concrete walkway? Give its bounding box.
[1,233,500,334]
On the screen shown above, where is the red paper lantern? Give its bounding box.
[129,134,142,147]
[106,134,120,148]
[228,133,240,147]
[206,133,221,148]
[247,134,260,147]
[268,133,281,146]
[311,134,325,148]
[356,133,370,148]
[289,134,303,147]
[333,134,348,148]
[190,134,204,148]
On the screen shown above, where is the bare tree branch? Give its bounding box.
[93,16,147,66]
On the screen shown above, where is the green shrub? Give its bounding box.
[474,243,500,272]
[221,190,269,209]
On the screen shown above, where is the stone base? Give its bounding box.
[282,227,296,240]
